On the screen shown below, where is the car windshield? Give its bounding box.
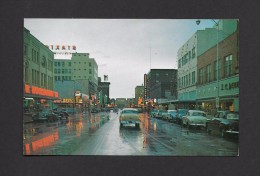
[192,112,206,117]
[226,113,239,120]
[122,110,138,114]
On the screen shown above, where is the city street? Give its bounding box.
[23,111,239,156]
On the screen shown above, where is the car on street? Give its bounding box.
[176,109,188,124]
[206,111,239,137]
[156,110,166,119]
[161,111,169,120]
[119,108,141,129]
[32,109,59,122]
[165,110,178,122]
[182,110,207,129]
[91,108,99,113]
[150,109,159,118]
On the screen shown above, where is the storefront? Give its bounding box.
[24,83,59,113]
[196,75,239,112]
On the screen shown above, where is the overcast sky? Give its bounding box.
[24,19,213,98]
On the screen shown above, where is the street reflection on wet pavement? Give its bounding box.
[23,112,239,156]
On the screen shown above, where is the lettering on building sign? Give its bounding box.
[221,81,239,90]
[45,45,77,55]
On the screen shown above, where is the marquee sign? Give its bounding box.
[45,45,77,57]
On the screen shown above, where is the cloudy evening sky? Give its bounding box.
[24,19,214,98]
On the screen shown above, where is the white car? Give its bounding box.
[182,110,207,128]
[119,108,140,128]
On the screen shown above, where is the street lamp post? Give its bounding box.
[196,19,220,110]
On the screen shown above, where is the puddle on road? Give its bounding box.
[23,112,110,155]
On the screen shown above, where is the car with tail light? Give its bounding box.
[119,108,140,129]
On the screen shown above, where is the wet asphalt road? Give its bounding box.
[23,111,239,156]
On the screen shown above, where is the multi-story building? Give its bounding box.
[115,98,127,108]
[177,20,238,108]
[53,53,98,101]
[23,27,59,114]
[135,85,144,105]
[197,28,239,112]
[97,77,111,108]
[147,69,178,101]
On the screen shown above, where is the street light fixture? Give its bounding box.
[196,19,220,110]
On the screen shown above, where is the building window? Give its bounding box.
[199,68,204,84]
[188,73,191,85]
[192,71,195,84]
[54,68,57,74]
[58,62,60,67]
[206,64,211,83]
[89,62,92,67]
[192,47,196,58]
[57,69,60,74]
[188,51,191,61]
[225,55,233,77]
[68,62,71,66]
[62,69,64,74]
[62,62,65,67]
[89,69,92,74]
[54,62,58,67]
[178,59,181,68]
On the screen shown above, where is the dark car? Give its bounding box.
[53,109,69,120]
[91,108,99,113]
[206,111,239,137]
[176,109,188,124]
[32,109,59,122]
[150,109,159,118]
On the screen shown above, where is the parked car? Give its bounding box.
[165,110,178,122]
[156,110,166,119]
[32,109,59,122]
[53,109,69,120]
[119,108,141,129]
[150,109,159,118]
[161,111,169,120]
[176,109,188,124]
[91,108,99,113]
[182,110,207,129]
[206,111,239,137]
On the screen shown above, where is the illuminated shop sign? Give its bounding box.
[24,84,59,98]
[221,81,239,91]
[144,74,148,99]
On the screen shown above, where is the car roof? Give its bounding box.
[188,110,206,113]
[122,108,138,111]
